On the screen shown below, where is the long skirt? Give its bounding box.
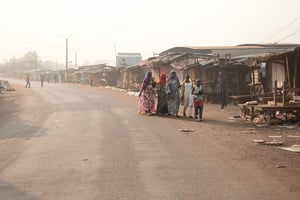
[167,91,180,115]
[139,85,155,114]
[156,86,168,115]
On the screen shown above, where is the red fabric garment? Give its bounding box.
[159,74,166,87]
[194,98,204,107]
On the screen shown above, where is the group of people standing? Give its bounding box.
[138,70,204,121]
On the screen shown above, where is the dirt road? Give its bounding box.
[0,80,299,200]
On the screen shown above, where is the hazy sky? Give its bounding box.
[0,0,299,66]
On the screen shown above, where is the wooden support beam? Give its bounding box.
[274,80,277,106]
[283,81,286,106]
[236,67,239,93]
[294,53,298,95]
[286,55,291,88]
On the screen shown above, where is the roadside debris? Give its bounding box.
[256,124,268,128]
[287,135,300,138]
[275,164,287,168]
[127,91,139,96]
[229,116,242,120]
[253,139,265,144]
[0,80,15,92]
[241,130,256,134]
[177,129,195,133]
[286,125,297,130]
[279,124,298,130]
[269,136,282,138]
[279,145,300,153]
[268,118,281,125]
[253,139,283,146]
[264,141,283,146]
[245,101,258,105]
[253,117,266,124]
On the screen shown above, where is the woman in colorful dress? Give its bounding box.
[138,70,156,115]
[156,74,168,115]
[165,70,181,117]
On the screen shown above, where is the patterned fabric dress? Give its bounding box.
[156,74,168,115]
[138,71,156,114]
[165,71,180,116]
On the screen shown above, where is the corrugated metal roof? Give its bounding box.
[187,46,300,68]
[160,44,300,57]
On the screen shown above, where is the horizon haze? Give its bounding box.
[0,0,299,66]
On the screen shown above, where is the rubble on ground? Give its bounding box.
[253,139,283,146]
[0,80,15,93]
[177,129,195,133]
[279,145,300,153]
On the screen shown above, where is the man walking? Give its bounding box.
[25,74,31,88]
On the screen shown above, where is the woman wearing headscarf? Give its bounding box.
[156,74,168,115]
[138,70,156,115]
[165,70,181,117]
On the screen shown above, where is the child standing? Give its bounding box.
[193,79,204,121]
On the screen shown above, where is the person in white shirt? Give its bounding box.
[180,74,193,118]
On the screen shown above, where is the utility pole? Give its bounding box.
[75,52,77,69]
[34,51,37,69]
[65,38,68,81]
[114,43,117,67]
[13,56,16,77]
[6,60,9,75]
[34,51,37,80]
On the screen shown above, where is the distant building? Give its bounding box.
[116,53,142,67]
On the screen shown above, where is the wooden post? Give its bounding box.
[286,55,291,88]
[213,54,217,65]
[294,53,298,95]
[235,67,239,94]
[251,106,255,121]
[283,81,286,106]
[274,80,277,106]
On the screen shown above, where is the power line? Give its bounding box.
[276,29,300,43]
[0,35,80,51]
[261,16,300,42]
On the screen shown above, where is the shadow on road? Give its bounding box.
[0,93,47,140]
[0,180,39,200]
[151,113,248,129]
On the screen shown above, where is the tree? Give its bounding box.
[19,51,42,70]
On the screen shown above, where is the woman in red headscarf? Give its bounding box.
[156,73,168,115]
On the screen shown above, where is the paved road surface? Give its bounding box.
[0,80,299,200]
